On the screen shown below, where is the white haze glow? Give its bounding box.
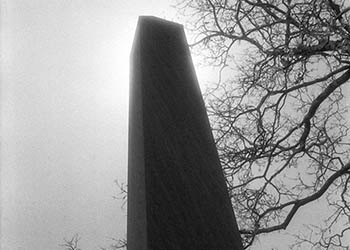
[1,1,176,249]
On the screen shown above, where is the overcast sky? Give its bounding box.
[2,1,350,250]
[1,1,178,249]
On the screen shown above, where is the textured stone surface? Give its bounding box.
[128,16,243,250]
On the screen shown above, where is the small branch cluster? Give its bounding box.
[60,234,82,250]
[100,238,127,250]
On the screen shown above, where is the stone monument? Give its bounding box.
[128,16,243,250]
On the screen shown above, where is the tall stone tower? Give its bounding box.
[128,16,243,250]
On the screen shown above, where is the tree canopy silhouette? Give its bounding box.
[177,0,350,248]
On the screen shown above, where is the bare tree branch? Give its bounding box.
[177,0,350,248]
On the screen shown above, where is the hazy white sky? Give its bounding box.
[2,1,349,250]
[1,1,178,249]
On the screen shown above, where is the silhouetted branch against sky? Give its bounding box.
[176,0,350,248]
[59,234,82,250]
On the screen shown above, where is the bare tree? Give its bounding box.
[59,234,127,250]
[60,234,82,250]
[99,238,127,250]
[100,238,127,250]
[177,0,350,248]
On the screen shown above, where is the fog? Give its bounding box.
[1,1,176,249]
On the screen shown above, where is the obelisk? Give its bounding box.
[128,16,243,250]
